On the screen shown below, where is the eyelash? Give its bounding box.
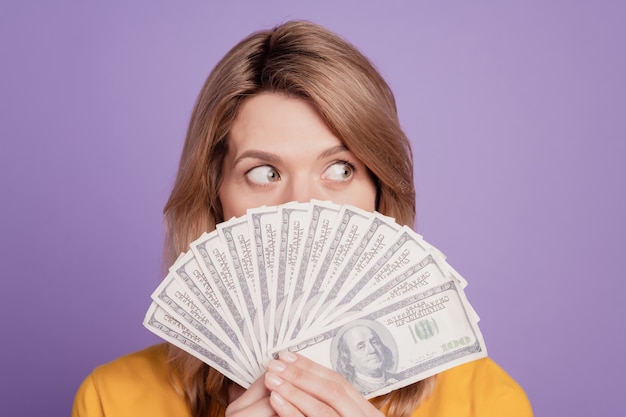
[329,159,357,174]
[334,159,356,170]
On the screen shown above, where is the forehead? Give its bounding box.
[229,92,339,148]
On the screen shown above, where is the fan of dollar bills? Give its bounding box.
[143,200,487,398]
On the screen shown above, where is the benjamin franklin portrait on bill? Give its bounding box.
[331,319,399,395]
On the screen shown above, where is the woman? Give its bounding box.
[73,20,532,417]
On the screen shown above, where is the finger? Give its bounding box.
[268,389,304,417]
[226,398,276,417]
[266,370,338,417]
[228,376,267,410]
[277,351,368,406]
[266,356,383,417]
[226,375,274,416]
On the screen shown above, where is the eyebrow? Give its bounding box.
[234,145,350,166]
[317,145,350,159]
[234,150,281,166]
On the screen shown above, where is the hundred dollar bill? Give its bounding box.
[281,280,487,399]
[247,205,279,355]
[377,234,475,320]
[274,202,310,345]
[143,303,252,388]
[151,272,255,379]
[217,216,267,355]
[307,212,402,327]
[319,226,432,322]
[343,213,402,280]
[167,250,261,375]
[286,205,373,341]
[324,253,453,327]
[389,232,474,319]
[407,233,468,290]
[281,200,342,342]
[190,231,263,367]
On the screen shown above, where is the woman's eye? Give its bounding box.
[246,165,281,184]
[323,161,354,181]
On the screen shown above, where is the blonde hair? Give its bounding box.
[163,20,434,417]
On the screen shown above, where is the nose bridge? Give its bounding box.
[285,173,320,203]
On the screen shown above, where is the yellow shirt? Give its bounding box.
[72,344,532,417]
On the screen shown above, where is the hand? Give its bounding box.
[263,351,384,417]
[225,375,276,417]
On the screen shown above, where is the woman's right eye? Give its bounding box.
[246,165,281,185]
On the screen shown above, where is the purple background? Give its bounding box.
[1,1,624,416]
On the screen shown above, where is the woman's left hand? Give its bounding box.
[264,351,384,417]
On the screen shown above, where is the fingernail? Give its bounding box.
[271,391,286,406]
[267,359,286,372]
[265,372,283,387]
[280,350,297,362]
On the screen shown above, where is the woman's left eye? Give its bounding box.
[323,161,355,181]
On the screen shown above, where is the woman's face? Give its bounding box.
[219,93,377,219]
